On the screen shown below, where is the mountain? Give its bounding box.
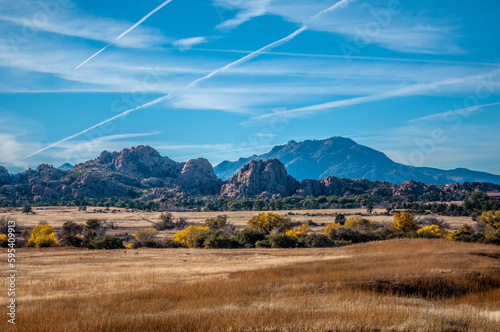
[0,146,222,203]
[214,137,500,184]
[57,163,74,170]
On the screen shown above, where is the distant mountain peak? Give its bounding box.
[214,136,500,184]
[57,163,73,170]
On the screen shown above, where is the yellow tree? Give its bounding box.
[417,225,447,238]
[478,211,500,229]
[26,224,59,247]
[391,212,416,232]
[247,212,292,233]
[172,226,209,248]
[285,223,311,238]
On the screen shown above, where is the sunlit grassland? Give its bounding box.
[1,239,499,331]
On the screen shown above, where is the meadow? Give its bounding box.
[1,239,499,331]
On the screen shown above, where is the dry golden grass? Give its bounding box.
[1,239,499,331]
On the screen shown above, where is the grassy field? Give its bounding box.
[1,239,499,331]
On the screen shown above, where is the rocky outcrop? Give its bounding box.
[91,145,183,178]
[221,159,298,199]
[177,158,222,195]
[393,180,440,197]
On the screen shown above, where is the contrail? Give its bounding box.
[23,0,353,160]
[312,0,357,20]
[73,0,175,70]
[250,68,500,122]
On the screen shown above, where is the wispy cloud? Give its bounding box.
[173,36,209,50]
[73,0,175,70]
[408,101,500,124]
[215,0,272,30]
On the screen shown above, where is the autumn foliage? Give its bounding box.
[172,226,209,248]
[26,224,59,247]
[247,212,292,233]
[391,212,417,232]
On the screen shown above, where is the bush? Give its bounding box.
[327,227,375,244]
[204,215,229,230]
[301,234,334,248]
[323,223,340,234]
[417,225,447,239]
[447,228,473,242]
[344,216,377,231]
[255,239,271,248]
[89,235,124,249]
[172,226,209,248]
[135,228,158,244]
[417,216,449,229]
[269,234,297,248]
[285,223,311,238]
[195,230,233,249]
[233,229,266,248]
[248,212,292,234]
[26,224,58,248]
[61,221,85,247]
[85,218,106,240]
[155,213,188,230]
[0,234,8,248]
[335,214,346,225]
[478,211,500,230]
[391,212,417,232]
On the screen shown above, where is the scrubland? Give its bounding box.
[1,239,499,331]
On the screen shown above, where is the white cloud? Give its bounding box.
[173,36,209,50]
[215,0,272,30]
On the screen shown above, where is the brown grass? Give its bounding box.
[1,239,499,331]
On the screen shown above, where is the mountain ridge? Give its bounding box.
[214,137,500,184]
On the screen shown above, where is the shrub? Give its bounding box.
[195,230,232,249]
[89,236,124,249]
[255,239,271,248]
[478,211,500,230]
[447,228,472,242]
[344,216,377,231]
[417,216,449,229]
[26,224,58,248]
[302,234,334,248]
[269,234,297,248]
[483,227,500,245]
[204,215,229,230]
[61,221,85,247]
[135,228,158,243]
[335,214,346,225]
[0,234,8,248]
[172,226,209,248]
[323,223,340,235]
[84,218,106,240]
[327,227,375,244]
[155,213,188,230]
[417,225,447,239]
[285,223,311,238]
[391,212,417,232]
[233,229,266,248]
[248,212,292,234]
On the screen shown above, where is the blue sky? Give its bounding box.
[0,0,499,175]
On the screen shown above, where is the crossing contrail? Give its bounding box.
[23,0,354,160]
[73,0,175,70]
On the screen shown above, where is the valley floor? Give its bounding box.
[1,239,499,331]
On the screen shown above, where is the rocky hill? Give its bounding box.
[0,146,222,203]
[215,137,500,184]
